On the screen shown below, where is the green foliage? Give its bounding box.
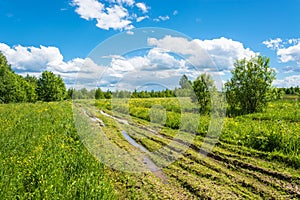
[225,56,276,114]
[0,52,36,103]
[104,90,112,99]
[192,73,216,113]
[179,74,192,90]
[0,53,67,103]
[0,102,116,199]
[96,97,300,168]
[37,71,66,102]
[95,88,105,99]
[24,74,38,102]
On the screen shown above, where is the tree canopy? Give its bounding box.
[37,71,67,102]
[192,73,216,113]
[0,52,67,103]
[225,55,276,114]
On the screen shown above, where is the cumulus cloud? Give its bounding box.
[136,15,148,22]
[135,2,148,13]
[158,15,170,21]
[154,15,170,22]
[95,48,193,90]
[273,75,300,88]
[277,43,300,64]
[0,35,259,90]
[71,0,150,30]
[0,42,104,88]
[264,38,300,73]
[283,65,300,73]
[148,36,257,71]
[196,37,257,70]
[95,5,132,30]
[263,38,300,63]
[0,43,64,72]
[109,48,186,73]
[109,0,135,6]
[262,38,283,50]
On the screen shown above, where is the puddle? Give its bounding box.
[121,131,149,153]
[99,110,168,183]
[122,130,168,184]
[82,109,105,126]
[100,110,129,125]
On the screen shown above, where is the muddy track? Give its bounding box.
[123,119,299,182]
[97,110,300,199]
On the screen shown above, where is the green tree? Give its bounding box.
[67,88,74,99]
[225,56,276,114]
[0,52,32,103]
[95,88,105,99]
[24,74,38,102]
[104,90,112,99]
[192,73,216,113]
[37,71,66,102]
[179,75,192,89]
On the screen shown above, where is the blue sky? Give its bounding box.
[0,0,299,89]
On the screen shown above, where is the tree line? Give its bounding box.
[0,52,66,103]
[278,86,300,95]
[1,51,299,115]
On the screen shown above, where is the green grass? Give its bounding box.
[0,102,115,199]
[1,99,300,199]
[92,98,300,198]
[95,98,300,168]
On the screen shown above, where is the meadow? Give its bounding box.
[0,102,116,199]
[1,98,300,199]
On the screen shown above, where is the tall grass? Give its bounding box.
[0,102,115,199]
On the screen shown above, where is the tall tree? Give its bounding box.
[225,56,276,114]
[179,74,192,89]
[0,52,30,103]
[192,73,216,113]
[95,88,105,99]
[24,74,38,102]
[37,71,66,102]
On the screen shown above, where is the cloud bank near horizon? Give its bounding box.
[1,36,300,89]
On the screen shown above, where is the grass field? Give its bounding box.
[1,99,300,199]
[0,102,116,199]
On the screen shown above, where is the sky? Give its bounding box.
[0,0,299,89]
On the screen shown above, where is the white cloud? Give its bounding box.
[262,38,283,50]
[173,10,178,15]
[154,15,170,22]
[263,38,300,75]
[94,47,192,90]
[136,15,148,22]
[273,75,300,88]
[71,0,104,20]
[108,48,185,72]
[0,35,259,90]
[0,42,105,88]
[277,43,300,64]
[158,15,170,21]
[148,36,257,71]
[126,30,134,35]
[71,0,152,30]
[71,0,137,30]
[196,37,257,69]
[95,5,132,30]
[135,2,148,13]
[283,65,300,73]
[0,43,64,72]
[109,0,135,6]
